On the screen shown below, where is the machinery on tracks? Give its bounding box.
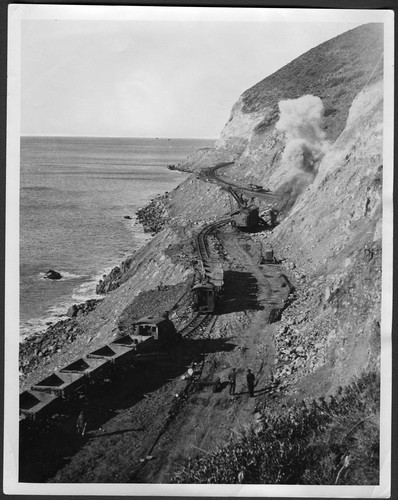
[192,219,228,313]
[228,188,261,230]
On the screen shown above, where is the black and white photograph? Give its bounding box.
[4,5,394,496]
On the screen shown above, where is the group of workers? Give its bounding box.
[77,366,256,436]
[228,368,256,397]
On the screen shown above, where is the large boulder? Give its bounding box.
[45,269,62,280]
[67,304,78,318]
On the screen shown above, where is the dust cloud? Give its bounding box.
[275,95,329,213]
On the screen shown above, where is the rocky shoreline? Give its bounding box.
[96,193,175,296]
[136,192,170,234]
[19,190,172,386]
[20,317,83,378]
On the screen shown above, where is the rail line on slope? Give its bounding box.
[195,218,230,278]
[201,162,279,201]
[178,312,213,339]
[177,218,229,339]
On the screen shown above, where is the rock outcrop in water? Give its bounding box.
[44,269,62,280]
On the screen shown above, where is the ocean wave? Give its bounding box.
[20,282,97,340]
[20,309,69,341]
[71,281,98,303]
[61,271,88,280]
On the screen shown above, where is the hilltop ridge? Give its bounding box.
[179,23,383,176]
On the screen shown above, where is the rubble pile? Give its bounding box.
[67,299,101,318]
[136,194,170,234]
[270,239,381,394]
[117,281,192,333]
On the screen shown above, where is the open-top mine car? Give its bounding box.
[20,314,178,424]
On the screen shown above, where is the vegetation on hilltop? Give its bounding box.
[240,23,383,141]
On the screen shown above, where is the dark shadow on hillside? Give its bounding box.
[234,225,274,234]
[89,427,146,439]
[216,270,263,315]
[19,337,236,483]
[183,337,236,356]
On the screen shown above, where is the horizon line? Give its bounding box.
[20,133,218,141]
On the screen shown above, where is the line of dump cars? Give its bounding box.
[20,314,180,425]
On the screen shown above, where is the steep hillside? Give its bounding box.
[166,22,384,398]
[257,80,382,395]
[179,23,383,181]
[20,23,384,485]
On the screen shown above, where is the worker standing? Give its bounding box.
[246,369,255,397]
[228,368,237,395]
[76,410,87,437]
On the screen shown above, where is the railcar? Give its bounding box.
[20,389,60,421]
[248,183,263,191]
[133,313,180,346]
[60,356,112,381]
[31,371,87,398]
[86,343,136,367]
[191,282,216,313]
[19,325,176,423]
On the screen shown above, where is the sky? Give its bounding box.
[19,10,365,138]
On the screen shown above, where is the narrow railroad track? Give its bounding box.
[178,312,213,339]
[202,162,279,200]
[195,218,230,277]
[177,218,229,339]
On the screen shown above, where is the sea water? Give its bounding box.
[20,136,214,338]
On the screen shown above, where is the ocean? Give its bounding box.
[20,136,214,338]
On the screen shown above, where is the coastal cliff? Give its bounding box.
[161,24,384,398]
[20,23,384,484]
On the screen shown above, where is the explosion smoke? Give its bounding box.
[276,94,329,172]
[275,95,329,212]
